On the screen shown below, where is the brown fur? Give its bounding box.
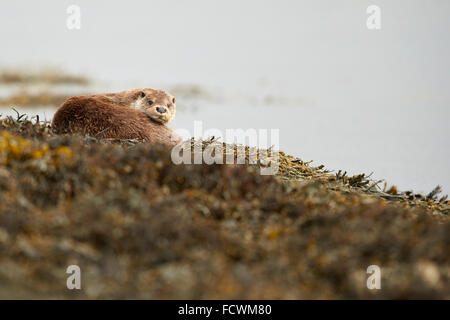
[90,88,176,124]
[52,94,181,146]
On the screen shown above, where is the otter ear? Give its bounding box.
[172,97,176,103]
[135,91,145,98]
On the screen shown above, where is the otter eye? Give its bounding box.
[148,100,153,105]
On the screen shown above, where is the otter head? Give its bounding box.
[132,88,176,124]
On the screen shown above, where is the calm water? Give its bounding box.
[1,0,449,194]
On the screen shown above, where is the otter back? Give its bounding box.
[52,96,180,146]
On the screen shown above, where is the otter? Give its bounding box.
[89,88,176,124]
[52,88,181,146]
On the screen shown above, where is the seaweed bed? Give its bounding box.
[0,68,90,108]
[0,92,72,108]
[0,68,89,86]
[0,114,449,299]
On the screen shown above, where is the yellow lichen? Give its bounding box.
[0,130,73,167]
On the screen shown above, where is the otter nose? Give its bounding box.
[156,106,167,114]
